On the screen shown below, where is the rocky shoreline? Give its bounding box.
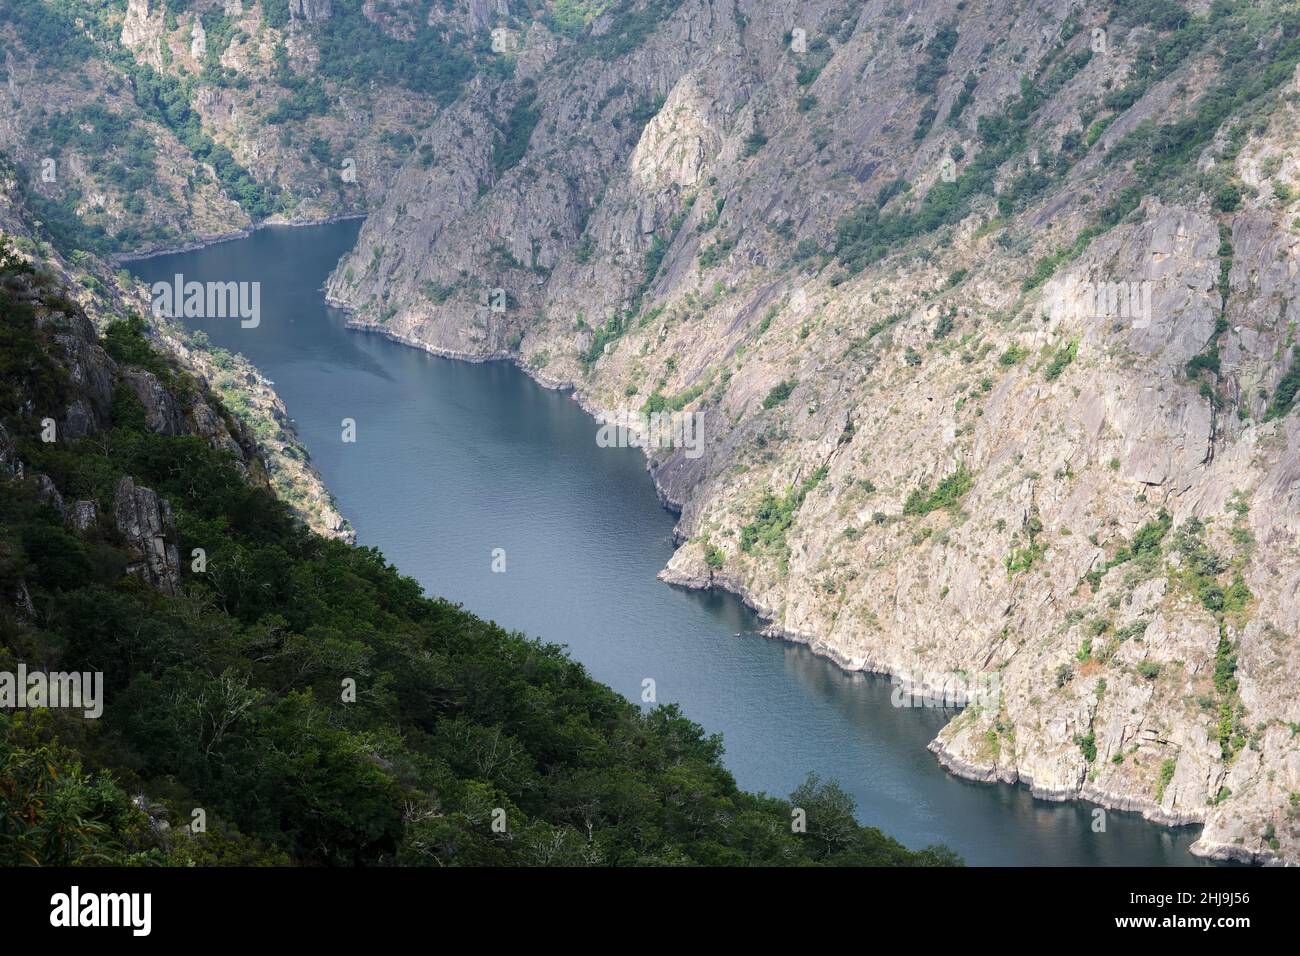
[324,303,1267,864]
[110,213,368,265]
[112,223,360,542]
[658,552,1282,864]
[700,560,1285,863]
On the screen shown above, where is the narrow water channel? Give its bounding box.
[129,219,1209,865]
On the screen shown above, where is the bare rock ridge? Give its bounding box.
[113,476,182,594]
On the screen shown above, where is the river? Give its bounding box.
[128,218,1210,866]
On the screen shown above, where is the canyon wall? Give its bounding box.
[4,0,1300,863]
[322,0,1300,864]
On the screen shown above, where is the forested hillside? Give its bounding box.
[0,242,958,866]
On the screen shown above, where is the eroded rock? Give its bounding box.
[113,476,180,595]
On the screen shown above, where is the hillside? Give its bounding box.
[2,0,1299,864]
[320,0,1300,864]
[0,241,959,865]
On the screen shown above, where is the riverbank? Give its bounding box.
[122,221,362,541]
[127,219,1210,864]
[111,213,369,265]
[657,549,1252,861]
[329,307,1238,863]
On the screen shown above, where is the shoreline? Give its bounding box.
[109,212,368,265]
[130,224,1255,866]
[321,311,1253,864]
[114,218,365,543]
[653,557,1257,861]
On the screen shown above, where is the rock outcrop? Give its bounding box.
[289,0,333,23]
[113,476,180,594]
[123,367,187,436]
[67,500,98,533]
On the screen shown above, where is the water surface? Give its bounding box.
[130,220,1209,865]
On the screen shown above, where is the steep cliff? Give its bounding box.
[320,0,1300,864]
[0,154,350,538]
[0,238,266,600]
[5,0,1299,865]
[0,0,492,256]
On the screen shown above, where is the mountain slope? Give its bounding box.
[321,0,1300,863]
[0,241,959,866]
[5,0,1299,864]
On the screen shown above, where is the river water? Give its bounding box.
[129,219,1209,865]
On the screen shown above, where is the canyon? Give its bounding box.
[3,0,1300,863]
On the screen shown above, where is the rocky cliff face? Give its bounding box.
[0,254,241,598]
[289,0,333,22]
[319,0,1300,863]
[113,476,183,593]
[0,154,350,540]
[6,0,1300,865]
[1,0,460,257]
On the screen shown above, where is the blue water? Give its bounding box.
[129,219,1209,865]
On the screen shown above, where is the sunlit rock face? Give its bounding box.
[318,1,1300,865]
[290,0,333,23]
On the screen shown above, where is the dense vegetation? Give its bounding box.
[305,0,480,101]
[0,0,96,71]
[0,246,958,867]
[493,92,542,177]
[0,0,278,253]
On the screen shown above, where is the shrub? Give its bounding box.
[1042,338,1078,381]
[998,344,1029,366]
[703,541,725,569]
[1264,346,1300,421]
[1075,731,1097,762]
[903,465,974,516]
[762,379,797,409]
[1156,758,1177,801]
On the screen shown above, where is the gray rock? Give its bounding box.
[113,476,180,595]
[122,367,188,436]
[34,473,64,517]
[0,421,17,477]
[68,499,98,532]
[288,0,330,22]
[188,401,246,460]
[12,581,35,619]
[315,3,1300,864]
